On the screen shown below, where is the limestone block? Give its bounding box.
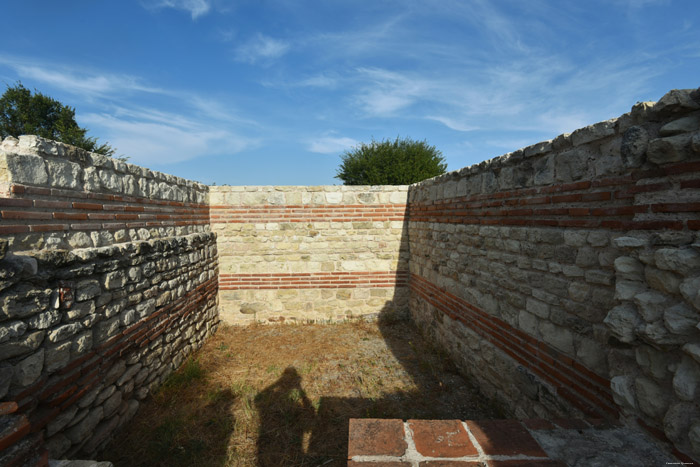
[47,158,81,189]
[633,291,670,322]
[610,375,636,410]
[660,114,700,136]
[0,152,48,185]
[664,402,700,447]
[664,303,698,335]
[76,279,101,302]
[635,376,670,418]
[620,126,649,167]
[0,330,45,360]
[538,321,574,354]
[684,343,700,365]
[614,236,648,248]
[1,284,51,320]
[0,321,27,344]
[555,149,588,182]
[45,341,71,373]
[690,421,700,456]
[653,89,700,116]
[13,348,44,387]
[47,405,79,437]
[99,169,123,192]
[604,304,641,343]
[571,119,616,146]
[575,337,607,374]
[614,256,645,281]
[647,134,691,164]
[638,321,685,347]
[636,345,673,380]
[48,323,82,343]
[645,266,680,294]
[103,390,122,417]
[65,406,103,444]
[655,248,700,275]
[103,271,126,290]
[673,357,700,401]
[680,276,700,311]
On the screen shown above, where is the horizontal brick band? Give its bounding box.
[410,164,700,230]
[409,273,617,419]
[219,271,408,290]
[0,184,209,234]
[210,204,407,223]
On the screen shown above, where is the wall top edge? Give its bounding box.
[412,87,700,189]
[0,135,209,193]
[209,185,410,192]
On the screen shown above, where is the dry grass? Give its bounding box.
[100,318,505,466]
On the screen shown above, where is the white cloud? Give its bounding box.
[308,136,358,154]
[234,34,290,64]
[146,0,211,19]
[425,116,479,132]
[0,56,162,97]
[298,74,338,88]
[82,112,256,165]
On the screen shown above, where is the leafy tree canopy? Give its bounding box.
[0,82,116,156]
[335,136,447,185]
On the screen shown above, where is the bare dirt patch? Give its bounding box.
[100,318,505,466]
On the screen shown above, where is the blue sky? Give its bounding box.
[1,0,698,185]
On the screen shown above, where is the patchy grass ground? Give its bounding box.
[100,318,505,466]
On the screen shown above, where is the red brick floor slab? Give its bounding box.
[488,461,566,467]
[409,419,478,457]
[348,462,411,467]
[466,420,547,457]
[348,419,407,457]
[420,461,485,466]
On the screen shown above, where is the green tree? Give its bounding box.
[0,82,116,156]
[335,136,447,185]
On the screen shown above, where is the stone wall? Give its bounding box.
[0,138,218,465]
[407,88,700,459]
[210,186,409,324]
[0,135,209,253]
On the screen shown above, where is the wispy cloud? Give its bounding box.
[308,135,358,155]
[144,0,211,19]
[0,55,162,96]
[234,34,290,64]
[82,111,256,165]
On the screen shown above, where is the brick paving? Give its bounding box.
[348,418,684,466]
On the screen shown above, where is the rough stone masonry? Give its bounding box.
[0,87,699,465]
[0,136,218,466]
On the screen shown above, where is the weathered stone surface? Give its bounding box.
[663,402,700,447]
[539,321,574,354]
[680,277,700,311]
[103,271,126,290]
[614,236,648,248]
[610,375,636,410]
[664,303,698,335]
[620,126,649,167]
[659,114,700,136]
[633,291,669,322]
[555,149,588,182]
[47,158,81,189]
[647,134,690,164]
[655,248,700,275]
[0,321,27,344]
[76,279,101,301]
[14,349,44,387]
[604,304,641,343]
[653,89,700,116]
[65,406,103,444]
[0,153,48,184]
[47,405,79,437]
[0,330,45,360]
[635,376,669,418]
[645,266,680,294]
[673,357,700,401]
[690,421,700,456]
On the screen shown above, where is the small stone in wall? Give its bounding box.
[633,291,669,322]
[611,375,637,410]
[635,376,670,419]
[604,304,642,343]
[680,277,700,311]
[621,126,649,167]
[673,357,700,401]
[664,303,699,335]
[655,248,700,276]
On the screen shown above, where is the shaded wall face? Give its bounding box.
[210,186,410,324]
[0,136,219,463]
[407,89,700,458]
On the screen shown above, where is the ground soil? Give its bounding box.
[100,318,505,466]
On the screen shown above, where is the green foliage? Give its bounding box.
[335,136,447,185]
[0,82,116,156]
